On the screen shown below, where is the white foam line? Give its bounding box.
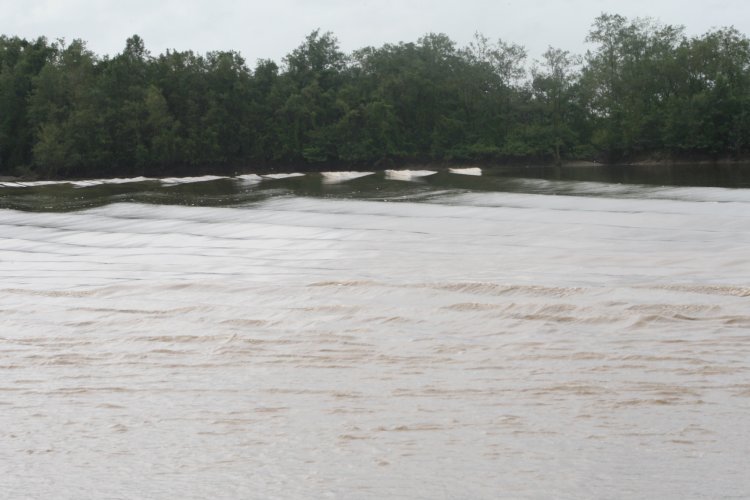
[449,167,482,176]
[96,176,156,185]
[0,180,63,188]
[2,177,158,188]
[160,175,228,185]
[385,170,437,181]
[261,173,306,180]
[321,171,374,184]
[235,174,263,183]
[70,180,106,187]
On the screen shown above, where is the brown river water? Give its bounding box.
[1,167,749,498]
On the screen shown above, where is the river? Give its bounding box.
[1,165,749,499]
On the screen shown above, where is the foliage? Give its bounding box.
[2,14,750,178]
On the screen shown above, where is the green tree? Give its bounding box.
[28,38,99,177]
[664,28,750,156]
[582,14,684,159]
[532,47,582,163]
[0,36,53,174]
[277,30,347,162]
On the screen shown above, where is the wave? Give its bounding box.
[384,169,437,181]
[321,171,374,183]
[260,173,306,180]
[160,175,228,185]
[448,167,482,176]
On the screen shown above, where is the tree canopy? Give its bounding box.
[2,14,750,178]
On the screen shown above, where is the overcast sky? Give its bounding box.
[3,1,750,65]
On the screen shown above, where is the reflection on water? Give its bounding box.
[1,166,749,498]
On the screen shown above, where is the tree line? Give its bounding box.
[2,13,750,179]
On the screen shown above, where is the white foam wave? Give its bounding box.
[94,176,155,185]
[1,176,155,189]
[160,175,228,185]
[261,173,306,180]
[449,167,482,176]
[235,174,263,184]
[385,169,437,181]
[321,171,374,183]
[0,180,61,188]
[70,180,106,187]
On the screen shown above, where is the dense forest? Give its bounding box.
[2,14,750,179]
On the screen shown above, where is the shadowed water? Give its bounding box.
[1,167,749,499]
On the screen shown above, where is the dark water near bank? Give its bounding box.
[2,163,750,212]
[1,165,749,499]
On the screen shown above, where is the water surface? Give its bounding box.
[1,166,749,499]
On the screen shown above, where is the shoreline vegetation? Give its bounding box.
[3,13,750,180]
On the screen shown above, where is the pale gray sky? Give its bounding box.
[2,0,749,66]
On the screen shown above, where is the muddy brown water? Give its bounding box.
[1,167,749,499]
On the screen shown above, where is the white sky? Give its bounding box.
[2,0,749,66]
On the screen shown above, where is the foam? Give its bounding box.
[0,180,62,188]
[321,171,374,184]
[160,175,228,185]
[261,173,306,180]
[95,176,155,185]
[384,170,437,181]
[448,167,482,176]
[235,174,263,184]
